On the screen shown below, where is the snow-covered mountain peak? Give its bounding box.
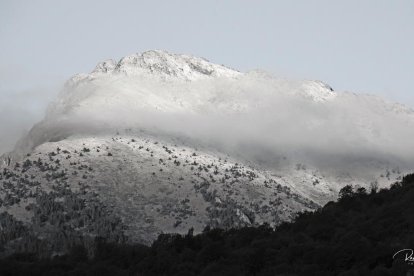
[88,50,242,81]
[92,59,117,74]
[64,50,336,105]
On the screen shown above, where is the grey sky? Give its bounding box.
[0,0,413,154]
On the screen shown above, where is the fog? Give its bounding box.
[0,87,58,155]
[13,72,414,172]
[2,1,414,166]
[0,63,61,155]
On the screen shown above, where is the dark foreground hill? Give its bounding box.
[2,174,414,276]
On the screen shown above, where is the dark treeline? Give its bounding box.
[2,174,414,275]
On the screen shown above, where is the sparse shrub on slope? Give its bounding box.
[2,174,414,275]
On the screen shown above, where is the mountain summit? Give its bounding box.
[70,50,241,84]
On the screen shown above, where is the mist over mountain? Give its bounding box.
[12,50,414,170]
[1,50,413,257]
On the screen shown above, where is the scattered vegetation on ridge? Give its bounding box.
[1,174,414,275]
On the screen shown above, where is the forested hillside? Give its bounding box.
[1,174,414,275]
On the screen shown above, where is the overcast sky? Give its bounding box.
[0,0,413,154]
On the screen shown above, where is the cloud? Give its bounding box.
[0,62,65,155]
[0,86,59,155]
[14,72,414,174]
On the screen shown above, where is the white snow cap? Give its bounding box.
[91,50,242,81]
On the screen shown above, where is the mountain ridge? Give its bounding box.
[67,50,242,86]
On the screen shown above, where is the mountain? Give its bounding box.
[1,50,414,256]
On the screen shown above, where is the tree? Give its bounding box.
[339,185,354,200]
[356,186,367,195]
[370,181,379,194]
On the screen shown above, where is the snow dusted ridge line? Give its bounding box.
[64,50,336,106]
[67,50,242,87]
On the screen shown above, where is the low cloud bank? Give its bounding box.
[15,73,414,171]
[0,88,58,155]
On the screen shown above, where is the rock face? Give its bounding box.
[1,50,413,256]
